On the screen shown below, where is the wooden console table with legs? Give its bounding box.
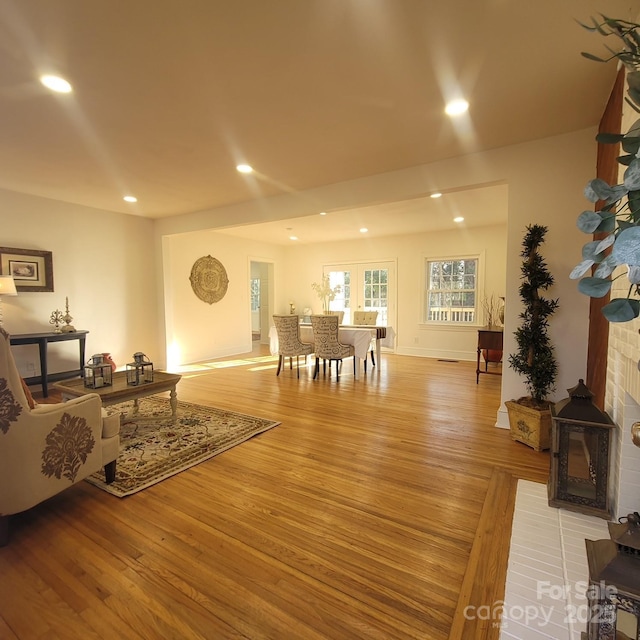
[476,328,503,384]
[10,330,88,398]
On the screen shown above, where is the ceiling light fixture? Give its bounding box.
[430,192,443,199]
[236,164,253,174]
[289,236,298,241]
[454,216,465,223]
[319,211,327,216]
[123,195,137,203]
[39,74,72,93]
[445,99,469,116]
[360,228,368,233]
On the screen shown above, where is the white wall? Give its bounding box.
[0,126,596,427]
[161,222,506,367]
[162,229,285,365]
[281,223,507,361]
[156,128,595,428]
[1,188,158,378]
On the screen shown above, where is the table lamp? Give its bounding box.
[0,275,17,326]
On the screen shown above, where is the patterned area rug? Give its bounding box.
[86,396,280,497]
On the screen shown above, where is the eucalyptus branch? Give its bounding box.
[572,15,640,321]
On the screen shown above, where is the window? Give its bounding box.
[425,258,478,323]
[250,278,260,311]
[363,268,388,323]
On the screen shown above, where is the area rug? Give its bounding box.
[86,396,280,497]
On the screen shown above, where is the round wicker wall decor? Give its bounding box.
[189,255,229,304]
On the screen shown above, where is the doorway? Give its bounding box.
[324,260,397,328]
[250,261,274,344]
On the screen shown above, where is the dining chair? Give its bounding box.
[327,310,344,324]
[272,315,313,378]
[352,311,378,326]
[352,310,378,371]
[310,315,355,381]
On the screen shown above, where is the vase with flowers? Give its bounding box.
[311,275,342,314]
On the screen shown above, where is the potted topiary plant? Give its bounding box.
[571,15,640,322]
[506,224,559,451]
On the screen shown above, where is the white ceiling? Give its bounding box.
[0,0,638,238]
[215,183,509,245]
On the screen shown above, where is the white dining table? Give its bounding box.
[268,324,396,380]
[343,325,396,365]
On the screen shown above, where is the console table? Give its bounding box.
[10,330,88,397]
[476,328,503,384]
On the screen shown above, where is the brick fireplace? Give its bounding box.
[605,314,640,520]
[500,280,640,639]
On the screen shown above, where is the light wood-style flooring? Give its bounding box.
[0,346,549,639]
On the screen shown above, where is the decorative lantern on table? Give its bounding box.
[84,354,113,389]
[126,352,153,386]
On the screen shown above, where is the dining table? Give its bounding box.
[268,324,396,380]
[342,324,396,365]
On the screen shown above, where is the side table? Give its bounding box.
[476,328,503,384]
[10,330,89,397]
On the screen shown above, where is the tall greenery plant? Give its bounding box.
[509,225,559,406]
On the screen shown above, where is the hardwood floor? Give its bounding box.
[0,346,549,639]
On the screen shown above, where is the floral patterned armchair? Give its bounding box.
[0,327,120,546]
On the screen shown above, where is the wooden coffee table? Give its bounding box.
[53,370,182,423]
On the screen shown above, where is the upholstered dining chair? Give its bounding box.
[352,311,378,326]
[327,310,344,324]
[0,327,120,546]
[352,310,379,371]
[272,315,313,378]
[310,315,355,381]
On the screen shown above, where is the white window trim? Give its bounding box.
[422,251,486,326]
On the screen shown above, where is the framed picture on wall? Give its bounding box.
[0,246,54,292]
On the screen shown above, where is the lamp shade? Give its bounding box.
[0,276,17,296]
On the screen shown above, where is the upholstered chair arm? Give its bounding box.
[0,393,104,516]
[30,392,102,420]
[32,396,120,439]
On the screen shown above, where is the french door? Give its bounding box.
[324,261,396,327]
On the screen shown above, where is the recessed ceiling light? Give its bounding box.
[319,211,327,216]
[430,192,443,199]
[123,195,137,203]
[454,216,464,223]
[445,99,469,116]
[40,74,72,93]
[360,228,368,233]
[236,164,253,174]
[289,236,298,241]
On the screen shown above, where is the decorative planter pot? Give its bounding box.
[505,400,551,452]
[101,352,117,372]
[482,349,503,363]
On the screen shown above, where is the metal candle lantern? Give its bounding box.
[126,352,153,386]
[548,379,615,519]
[582,513,640,639]
[84,354,113,389]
